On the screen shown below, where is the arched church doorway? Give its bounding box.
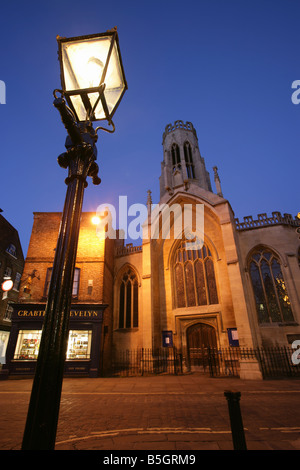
[187,323,217,371]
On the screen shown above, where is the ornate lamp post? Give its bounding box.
[21,27,127,450]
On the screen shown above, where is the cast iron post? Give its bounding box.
[21,96,100,450]
[224,390,247,450]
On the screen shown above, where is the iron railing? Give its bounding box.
[111,347,182,376]
[206,346,300,379]
[256,346,300,379]
[110,346,300,379]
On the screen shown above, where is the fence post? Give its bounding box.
[173,346,177,375]
[141,348,144,376]
[224,390,247,450]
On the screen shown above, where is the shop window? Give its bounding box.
[14,330,42,360]
[0,331,10,364]
[44,267,80,298]
[184,141,195,179]
[118,268,138,329]
[249,247,294,324]
[14,329,92,361]
[174,240,218,308]
[66,330,92,359]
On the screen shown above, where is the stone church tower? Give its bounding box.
[159,121,212,197]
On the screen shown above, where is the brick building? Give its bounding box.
[4,121,300,379]
[0,212,24,364]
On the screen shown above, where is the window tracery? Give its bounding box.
[249,247,294,324]
[184,141,195,179]
[118,268,138,329]
[171,143,181,173]
[174,240,218,308]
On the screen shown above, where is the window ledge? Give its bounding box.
[259,322,299,328]
[114,328,139,333]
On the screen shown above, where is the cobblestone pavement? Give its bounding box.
[0,373,300,451]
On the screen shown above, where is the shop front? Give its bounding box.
[4,303,107,378]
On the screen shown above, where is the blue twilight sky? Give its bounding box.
[0,0,299,257]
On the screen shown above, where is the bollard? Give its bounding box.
[224,390,247,450]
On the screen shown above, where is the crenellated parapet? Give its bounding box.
[162,120,197,143]
[235,212,300,231]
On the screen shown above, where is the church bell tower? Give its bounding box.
[159,121,213,198]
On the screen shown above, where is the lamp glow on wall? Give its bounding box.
[57,27,127,129]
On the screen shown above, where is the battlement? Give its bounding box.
[235,211,300,231]
[162,120,197,143]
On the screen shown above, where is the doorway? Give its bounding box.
[187,322,217,372]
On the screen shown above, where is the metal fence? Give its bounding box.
[111,346,300,379]
[111,347,182,376]
[256,347,300,379]
[207,346,300,379]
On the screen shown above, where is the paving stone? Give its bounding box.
[1,374,300,451]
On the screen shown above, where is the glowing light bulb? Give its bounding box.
[87,57,104,88]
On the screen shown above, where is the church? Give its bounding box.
[4,120,300,380]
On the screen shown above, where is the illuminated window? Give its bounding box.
[44,267,80,298]
[184,141,195,179]
[249,248,294,324]
[171,143,181,173]
[14,329,92,361]
[14,330,42,360]
[66,330,92,359]
[174,240,218,308]
[119,268,138,329]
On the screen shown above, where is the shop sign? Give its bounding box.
[14,307,103,321]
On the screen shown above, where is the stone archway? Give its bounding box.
[186,322,217,372]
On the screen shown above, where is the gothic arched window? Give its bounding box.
[249,247,294,324]
[174,240,218,308]
[119,268,138,329]
[171,143,181,172]
[184,141,195,179]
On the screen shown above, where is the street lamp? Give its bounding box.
[21,27,127,450]
[1,278,13,292]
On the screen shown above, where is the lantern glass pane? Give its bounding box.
[102,41,125,114]
[69,95,85,121]
[61,36,112,91]
[88,92,106,119]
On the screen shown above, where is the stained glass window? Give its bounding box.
[249,248,294,324]
[174,240,218,308]
[119,268,139,328]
